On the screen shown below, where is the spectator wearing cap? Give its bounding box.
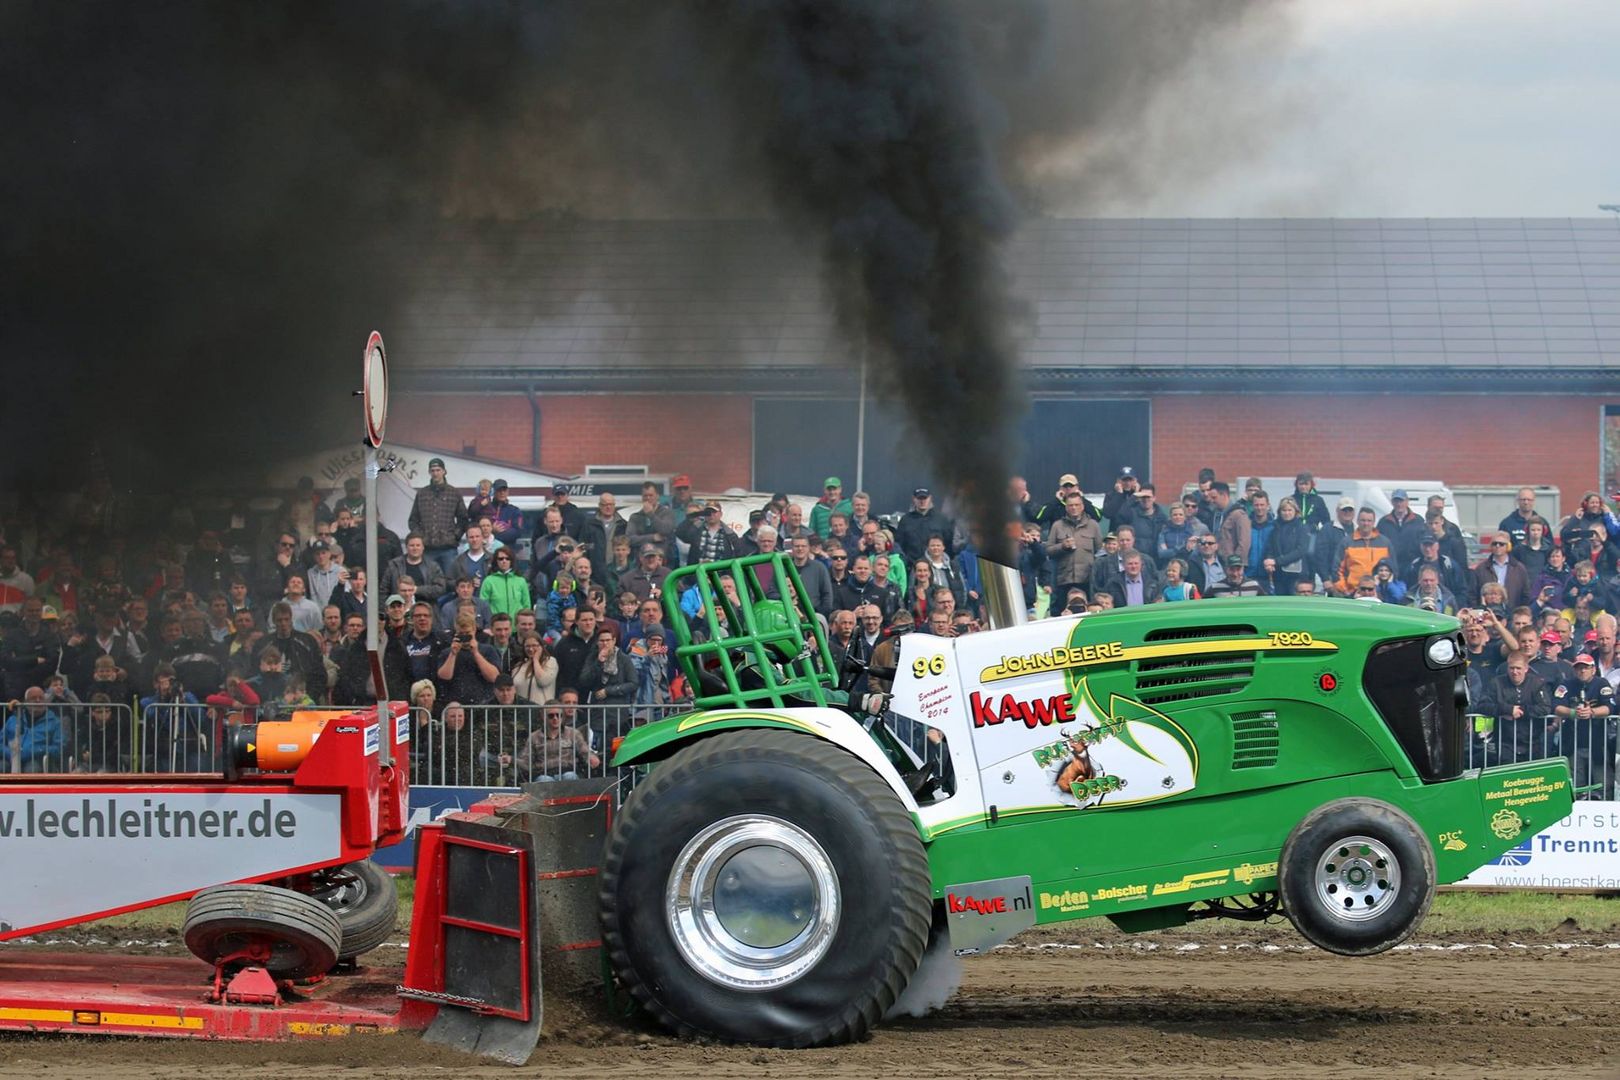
[409,457,470,578]
[896,488,954,566]
[1422,508,1470,574]
[1472,532,1531,611]
[1313,498,1356,590]
[1334,507,1391,597]
[627,621,674,709]
[620,544,672,602]
[1101,466,1144,529]
[478,479,523,549]
[1206,555,1262,598]
[1208,482,1252,569]
[550,484,589,539]
[810,477,853,539]
[1404,533,1467,601]
[1377,490,1426,568]
[1531,629,1575,689]
[1117,483,1168,558]
[1555,651,1615,798]
[676,500,740,564]
[1290,472,1332,536]
[304,540,343,608]
[1044,490,1101,603]
[667,474,698,519]
[626,482,677,565]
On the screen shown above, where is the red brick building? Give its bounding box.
[391,218,1620,513]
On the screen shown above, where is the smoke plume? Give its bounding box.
[0,2,1288,521]
[714,2,1021,556]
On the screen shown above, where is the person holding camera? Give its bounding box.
[677,500,739,564]
[434,612,501,705]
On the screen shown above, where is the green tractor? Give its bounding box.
[600,553,1570,1047]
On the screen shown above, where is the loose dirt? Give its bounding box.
[0,925,1610,1079]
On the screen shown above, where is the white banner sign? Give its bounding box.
[1460,801,1620,889]
[0,792,343,935]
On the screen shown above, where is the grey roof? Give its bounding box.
[391,217,1620,380]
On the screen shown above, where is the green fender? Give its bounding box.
[610,707,927,826]
[612,709,832,768]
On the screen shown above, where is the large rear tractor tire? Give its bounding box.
[301,859,399,960]
[600,729,932,1048]
[182,884,342,979]
[1279,798,1435,956]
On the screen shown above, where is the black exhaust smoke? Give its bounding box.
[720,1,1022,560]
[0,2,1288,521]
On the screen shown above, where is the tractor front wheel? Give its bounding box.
[1279,798,1435,956]
[600,729,931,1048]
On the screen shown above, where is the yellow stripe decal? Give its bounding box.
[675,711,824,737]
[0,1008,201,1030]
[99,1012,205,1030]
[0,1008,71,1024]
[981,638,1337,683]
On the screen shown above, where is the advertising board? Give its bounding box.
[1459,801,1620,890]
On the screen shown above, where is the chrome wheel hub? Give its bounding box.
[666,814,840,991]
[1314,834,1400,922]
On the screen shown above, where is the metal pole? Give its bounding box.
[855,343,867,493]
[365,445,391,766]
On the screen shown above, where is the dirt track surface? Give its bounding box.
[0,930,1612,1079]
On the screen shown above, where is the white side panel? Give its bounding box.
[681,709,923,819]
[0,792,344,935]
[887,634,987,835]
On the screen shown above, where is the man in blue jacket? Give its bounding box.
[3,688,63,772]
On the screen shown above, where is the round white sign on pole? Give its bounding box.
[363,331,388,447]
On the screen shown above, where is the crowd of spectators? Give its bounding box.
[3,460,1618,786]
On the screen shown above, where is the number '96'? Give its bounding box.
[912,654,948,678]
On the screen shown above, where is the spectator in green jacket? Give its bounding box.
[479,548,532,619]
[810,477,854,539]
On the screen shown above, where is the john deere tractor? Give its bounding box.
[599,553,1570,1047]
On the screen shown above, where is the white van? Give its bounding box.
[1233,477,1459,526]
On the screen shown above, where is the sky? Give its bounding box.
[1070,0,1620,219]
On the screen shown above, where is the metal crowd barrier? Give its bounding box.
[410,702,689,789]
[1465,713,1615,800]
[0,701,138,775]
[140,701,221,774]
